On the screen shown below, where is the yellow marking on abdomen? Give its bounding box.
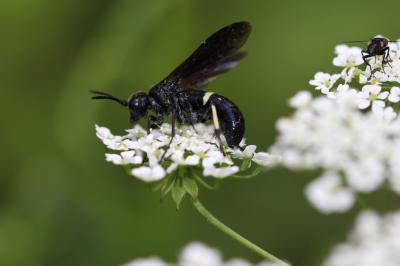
[203,92,215,105]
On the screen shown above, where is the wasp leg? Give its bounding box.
[159,111,176,163]
[146,115,152,133]
[176,92,199,133]
[146,113,164,133]
[210,104,226,156]
[184,106,199,133]
[175,104,187,125]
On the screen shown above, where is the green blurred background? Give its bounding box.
[2,0,400,265]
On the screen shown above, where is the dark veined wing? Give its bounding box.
[164,21,251,90]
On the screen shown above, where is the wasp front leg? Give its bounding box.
[146,113,164,132]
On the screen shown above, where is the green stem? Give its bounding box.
[192,199,290,266]
[233,166,262,179]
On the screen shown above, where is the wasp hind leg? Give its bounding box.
[210,104,226,156]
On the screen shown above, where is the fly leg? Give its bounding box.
[362,50,374,77]
[382,47,392,67]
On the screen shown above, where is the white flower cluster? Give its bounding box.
[123,242,283,266]
[324,209,400,266]
[309,39,400,119]
[96,124,279,182]
[271,90,400,213]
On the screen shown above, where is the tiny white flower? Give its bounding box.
[305,173,355,214]
[344,159,385,192]
[309,72,341,94]
[373,106,397,123]
[96,124,114,140]
[203,165,239,178]
[288,91,312,108]
[224,258,253,266]
[231,145,257,159]
[252,152,281,167]
[359,71,369,84]
[131,165,165,182]
[122,257,167,266]
[185,155,200,165]
[257,262,283,266]
[179,242,222,266]
[171,150,200,166]
[333,44,363,67]
[202,151,233,168]
[105,138,137,151]
[357,85,388,110]
[105,151,142,165]
[388,86,400,103]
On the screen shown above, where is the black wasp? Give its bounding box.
[91,22,251,158]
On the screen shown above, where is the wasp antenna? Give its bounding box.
[90,90,127,106]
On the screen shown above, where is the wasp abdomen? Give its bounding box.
[175,91,245,148]
[209,94,245,148]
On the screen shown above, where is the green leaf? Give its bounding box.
[194,175,216,190]
[182,177,199,199]
[171,182,186,210]
[160,177,175,200]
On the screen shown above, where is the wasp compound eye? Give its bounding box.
[128,92,149,123]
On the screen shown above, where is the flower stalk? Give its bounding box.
[191,198,290,266]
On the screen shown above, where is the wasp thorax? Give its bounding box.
[128,92,149,123]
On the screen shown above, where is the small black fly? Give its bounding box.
[346,37,399,72]
[362,38,391,72]
[91,22,251,159]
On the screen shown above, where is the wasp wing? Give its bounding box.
[179,51,248,90]
[163,21,251,90]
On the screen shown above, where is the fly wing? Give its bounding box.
[161,21,251,90]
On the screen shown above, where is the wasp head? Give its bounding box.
[128,92,149,123]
